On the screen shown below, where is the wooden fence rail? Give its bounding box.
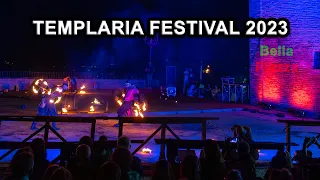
[0,116,219,161]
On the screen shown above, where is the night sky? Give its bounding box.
[0,0,249,83]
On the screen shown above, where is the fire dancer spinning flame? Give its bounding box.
[31,83,60,130]
[30,77,81,130]
[114,81,147,127]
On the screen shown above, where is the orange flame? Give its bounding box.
[62,108,68,113]
[133,103,146,118]
[92,98,101,105]
[79,85,86,94]
[50,97,61,104]
[117,100,123,106]
[115,93,147,118]
[142,148,152,153]
[89,106,95,112]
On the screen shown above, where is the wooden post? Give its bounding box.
[159,124,166,160]
[44,121,50,145]
[202,121,207,140]
[91,119,96,141]
[118,120,123,138]
[286,123,291,153]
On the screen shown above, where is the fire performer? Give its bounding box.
[114,81,141,127]
[31,87,60,130]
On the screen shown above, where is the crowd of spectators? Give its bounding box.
[2,124,320,180]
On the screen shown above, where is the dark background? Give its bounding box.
[0,0,249,85]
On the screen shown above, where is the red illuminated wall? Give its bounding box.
[249,0,320,113]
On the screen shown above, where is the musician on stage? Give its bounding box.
[31,88,59,130]
[115,81,140,127]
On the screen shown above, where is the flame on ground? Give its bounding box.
[142,148,152,154]
[62,108,68,113]
[79,85,86,94]
[89,106,95,112]
[92,98,101,105]
[79,91,86,94]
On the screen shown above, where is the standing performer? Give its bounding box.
[145,62,155,89]
[31,88,59,130]
[62,76,71,92]
[114,81,140,127]
[183,68,189,95]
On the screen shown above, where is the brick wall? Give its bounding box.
[249,0,320,113]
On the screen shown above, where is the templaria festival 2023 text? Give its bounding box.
[32,19,290,37]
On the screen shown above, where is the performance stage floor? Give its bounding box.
[0,94,320,164]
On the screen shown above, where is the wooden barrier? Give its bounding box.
[277,119,320,153]
[154,139,299,150]
[0,116,219,161]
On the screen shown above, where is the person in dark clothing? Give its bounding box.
[66,144,93,180]
[50,167,73,180]
[92,135,113,172]
[151,160,173,180]
[78,136,94,151]
[200,140,224,180]
[235,141,256,180]
[181,155,200,180]
[116,136,143,176]
[31,88,59,130]
[4,152,34,180]
[29,138,49,180]
[166,139,180,180]
[225,169,243,180]
[233,125,259,161]
[42,164,60,180]
[145,61,155,89]
[111,147,139,180]
[267,168,293,180]
[97,161,121,180]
